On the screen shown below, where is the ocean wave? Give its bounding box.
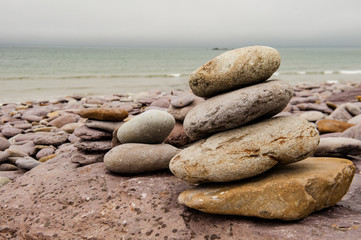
[276,70,361,75]
[338,70,361,75]
[0,73,187,81]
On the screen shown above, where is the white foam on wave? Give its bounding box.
[324,70,334,74]
[168,73,181,77]
[297,71,306,75]
[326,80,339,84]
[339,70,361,75]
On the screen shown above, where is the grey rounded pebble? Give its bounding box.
[171,94,195,108]
[117,110,175,144]
[33,131,69,146]
[0,163,19,171]
[300,111,325,122]
[15,156,41,170]
[73,126,112,140]
[36,147,55,160]
[104,143,180,174]
[189,46,281,98]
[184,80,293,140]
[74,139,112,151]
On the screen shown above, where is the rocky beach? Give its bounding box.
[1,46,361,239]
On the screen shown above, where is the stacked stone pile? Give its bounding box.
[169,46,355,220]
[71,108,128,165]
[104,109,180,174]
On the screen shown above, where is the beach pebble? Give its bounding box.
[8,141,36,156]
[300,111,325,122]
[340,123,361,140]
[0,138,11,151]
[164,122,194,147]
[317,119,354,133]
[21,108,50,122]
[70,149,104,165]
[73,126,112,140]
[61,122,83,133]
[171,94,195,108]
[85,120,123,132]
[33,131,69,146]
[48,115,77,128]
[290,96,319,105]
[167,96,205,122]
[170,116,319,183]
[78,108,128,121]
[0,177,11,188]
[296,103,333,114]
[348,114,361,125]
[327,104,353,122]
[150,97,171,108]
[35,147,55,160]
[314,137,361,157]
[0,163,19,171]
[104,143,180,174]
[1,127,23,138]
[39,154,57,162]
[13,123,32,130]
[345,102,361,116]
[10,133,37,143]
[189,46,281,98]
[184,80,293,140]
[15,156,41,170]
[117,110,175,144]
[0,151,10,163]
[74,139,112,152]
[320,132,343,138]
[178,157,355,220]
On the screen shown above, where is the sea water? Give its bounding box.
[0,47,361,103]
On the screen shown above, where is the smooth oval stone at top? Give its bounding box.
[78,108,128,121]
[104,143,180,174]
[189,46,281,98]
[184,80,293,140]
[117,110,175,144]
[170,115,320,184]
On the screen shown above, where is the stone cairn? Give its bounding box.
[168,46,355,220]
[72,108,129,165]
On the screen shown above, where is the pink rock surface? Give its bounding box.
[0,152,360,239]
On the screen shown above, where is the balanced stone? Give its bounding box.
[189,46,281,98]
[170,116,319,184]
[78,108,128,121]
[167,96,205,122]
[314,137,361,157]
[74,139,112,151]
[117,110,175,144]
[178,157,355,221]
[85,119,123,132]
[184,80,293,140]
[74,126,112,140]
[104,143,180,174]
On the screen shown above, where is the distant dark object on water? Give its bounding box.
[212,47,230,51]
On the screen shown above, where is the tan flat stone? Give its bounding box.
[178,157,355,220]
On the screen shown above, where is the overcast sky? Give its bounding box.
[0,0,360,47]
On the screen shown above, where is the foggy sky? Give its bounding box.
[1,0,360,47]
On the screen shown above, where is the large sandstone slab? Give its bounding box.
[178,157,355,221]
[171,116,319,183]
[184,80,293,139]
[0,153,360,239]
[189,46,281,98]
